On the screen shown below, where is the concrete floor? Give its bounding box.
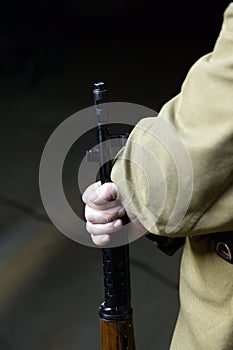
[0,39,210,349]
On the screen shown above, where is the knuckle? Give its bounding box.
[82,193,86,204]
[86,222,94,235]
[84,206,90,221]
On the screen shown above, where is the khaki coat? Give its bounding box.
[111,4,233,349]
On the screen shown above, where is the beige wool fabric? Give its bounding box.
[111,4,233,349]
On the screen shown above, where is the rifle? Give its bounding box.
[89,82,187,349]
[91,82,135,350]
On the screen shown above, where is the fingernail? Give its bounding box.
[118,208,125,217]
[114,219,122,228]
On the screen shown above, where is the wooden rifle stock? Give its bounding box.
[100,316,135,350]
[93,82,135,350]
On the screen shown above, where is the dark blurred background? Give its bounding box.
[0,1,230,349]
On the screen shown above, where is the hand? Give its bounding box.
[83,181,148,246]
[82,181,126,246]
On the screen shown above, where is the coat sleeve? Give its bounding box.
[111,4,233,238]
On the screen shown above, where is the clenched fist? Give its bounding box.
[82,181,146,246]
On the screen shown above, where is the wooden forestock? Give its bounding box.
[100,316,135,350]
